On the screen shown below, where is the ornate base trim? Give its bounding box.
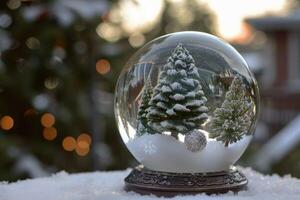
[124,165,247,197]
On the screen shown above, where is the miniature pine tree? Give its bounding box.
[209,76,254,147]
[136,79,154,136]
[146,44,208,136]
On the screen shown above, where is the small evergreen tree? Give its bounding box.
[136,78,154,136]
[210,76,254,146]
[147,44,208,136]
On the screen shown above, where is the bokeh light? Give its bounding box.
[0,115,14,130]
[43,127,57,141]
[26,37,40,50]
[75,145,90,156]
[32,94,49,110]
[96,22,122,42]
[77,140,89,149]
[7,0,21,10]
[128,33,145,48]
[75,133,91,156]
[96,59,111,75]
[41,113,55,128]
[62,136,77,151]
[77,133,92,145]
[44,77,59,90]
[0,13,12,28]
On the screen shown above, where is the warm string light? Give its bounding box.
[75,144,90,156]
[43,127,57,141]
[41,113,55,128]
[77,133,92,145]
[62,136,77,151]
[40,113,57,141]
[39,112,91,156]
[62,133,92,156]
[76,133,91,156]
[0,115,14,130]
[96,59,111,75]
[0,111,89,157]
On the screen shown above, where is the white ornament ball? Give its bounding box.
[184,130,207,152]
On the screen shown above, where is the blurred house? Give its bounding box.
[245,11,300,172]
[246,11,300,134]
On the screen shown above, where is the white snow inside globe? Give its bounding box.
[114,32,259,173]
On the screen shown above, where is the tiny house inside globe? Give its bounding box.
[114,32,259,173]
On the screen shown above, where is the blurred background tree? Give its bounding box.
[289,0,300,8]
[0,0,216,181]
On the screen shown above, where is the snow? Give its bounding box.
[171,82,182,91]
[156,102,167,109]
[161,85,172,93]
[142,140,157,155]
[152,94,167,102]
[127,134,251,173]
[164,62,173,70]
[170,94,185,101]
[148,122,163,132]
[175,59,185,67]
[173,104,190,112]
[196,106,209,112]
[167,69,177,76]
[189,68,200,78]
[160,121,172,129]
[189,113,209,121]
[181,79,195,87]
[2,167,300,200]
[186,100,203,107]
[186,91,196,98]
[180,69,187,77]
[147,110,167,118]
[166,109,176,116]
[159,121,187,132]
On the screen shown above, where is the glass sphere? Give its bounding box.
[115,32,259,173]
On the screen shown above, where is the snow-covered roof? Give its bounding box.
[246,10,300,31]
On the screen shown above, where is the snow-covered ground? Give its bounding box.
[127,134,251,173]
[1,167,300,200]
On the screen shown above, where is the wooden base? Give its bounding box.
[124,165,247,197]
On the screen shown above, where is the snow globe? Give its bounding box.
[114,32,259,195]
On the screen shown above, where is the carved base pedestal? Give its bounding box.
[124,165,247,197]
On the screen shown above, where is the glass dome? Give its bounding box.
[114,32,259,173]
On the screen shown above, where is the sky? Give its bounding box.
[117,0,289,41]
[206,0,288,40]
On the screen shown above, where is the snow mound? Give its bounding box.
[127,134,251,173]
[1,167,300,200]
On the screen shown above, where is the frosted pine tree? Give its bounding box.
[210,75,254,147]
[136,79,154,136]
[147,44,208,137]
